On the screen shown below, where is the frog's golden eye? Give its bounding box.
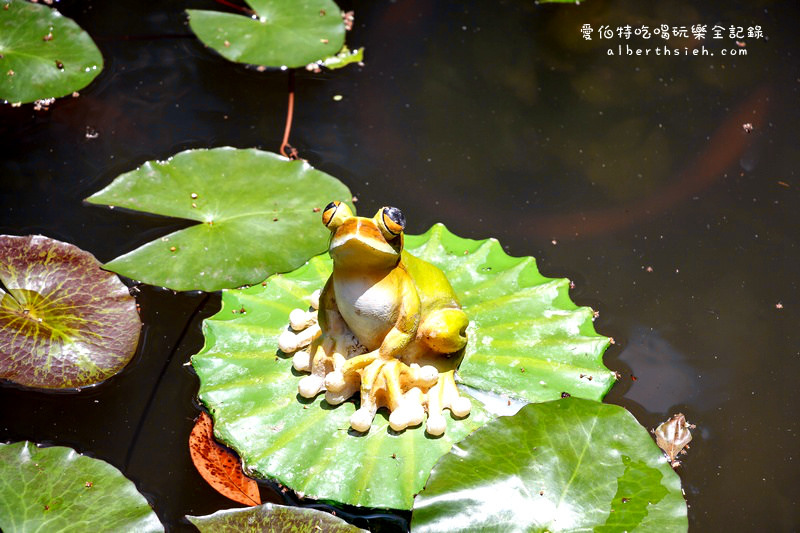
[377,206,405,239]
[322,201,352,230]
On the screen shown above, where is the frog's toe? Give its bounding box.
[292,350,311,372]
[450,396,472,418]
[350,407,377,433]
[309,289,321,310]
[416,364,440,387]
[298,375,324,398]
[425,413,447,437]
[437,371,471,418]
[389,402,425,432]
[324,372,359,405]
[324,370,346,392]
[388,387,426,431]
[289,308,317,331]
[324,387,352,405]
[278,324,321,353]
[278,330,300,353]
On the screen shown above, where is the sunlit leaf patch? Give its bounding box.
[412,398,688,532]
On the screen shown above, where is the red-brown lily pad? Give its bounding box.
[0,235,141,389]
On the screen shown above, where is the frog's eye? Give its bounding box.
[377,206,405,239]
[322,201,353,230]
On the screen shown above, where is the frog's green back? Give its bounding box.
[401,250,461,312]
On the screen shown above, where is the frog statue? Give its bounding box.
[278,201,472,436]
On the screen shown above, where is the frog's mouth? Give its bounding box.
[330,221,400,268]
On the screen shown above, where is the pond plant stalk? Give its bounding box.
[280,70,299,160]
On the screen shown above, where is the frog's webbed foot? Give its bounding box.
[346,358,439,432]
[424,370,472,437]
[297,331,366,399]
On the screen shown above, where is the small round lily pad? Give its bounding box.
[0,0,103,104]
[192,224,614,509]
[187,0,345,68]
[0,441,162,532]
[0,235,141,389]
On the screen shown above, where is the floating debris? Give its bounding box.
[654,413,694,467]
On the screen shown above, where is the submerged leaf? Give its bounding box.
[411,398,688,533]
[0,235,141,389]
[187,0,345,68]
[85,147,353,292]
[0,441,162,532]
[188,503,365,533]
[319,46,364,70]
[655,413,693,466]
[189,412,261,507]
[0,0,103,104]
[192,224,614,509]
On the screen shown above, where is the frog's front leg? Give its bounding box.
[294,279,355,398]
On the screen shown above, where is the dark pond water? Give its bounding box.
[2,0,799,530]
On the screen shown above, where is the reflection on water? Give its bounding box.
[620,326,726,414]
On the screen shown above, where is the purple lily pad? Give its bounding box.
[0,235,141,389]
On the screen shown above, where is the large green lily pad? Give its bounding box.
[187,0,345,68]
[412,398,688,532]
[85,147,353,292]
[192,224,614,509]
[0,235,141,389]
[188,503,365,533]
[0,0,103,104]
[0,441,162,532]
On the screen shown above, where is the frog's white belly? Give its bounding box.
[333,276,398,350]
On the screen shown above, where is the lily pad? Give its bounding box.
[187,0,345,68]
[0,0,103,104]
[0,441,162,532]
[85,147,353,292]
[188,503,365,533]
[0,235,141,389]
[411,398,688,532]
[192,224,613,509]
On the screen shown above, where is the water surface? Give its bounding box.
[1,0,798,530]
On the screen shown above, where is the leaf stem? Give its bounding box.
[279,70,299,160]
